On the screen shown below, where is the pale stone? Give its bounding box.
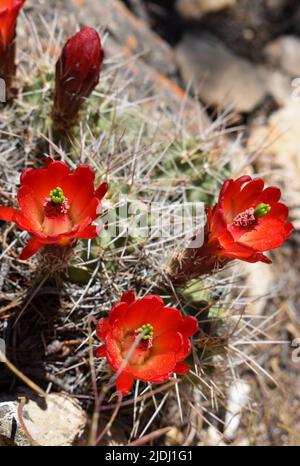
[263,36,300,77]
[176,34,267,112]
[248,102,300,227]
[243,261,275,314]
[224,380,250,441]
[176,0,236,18]
[0,393,87,446]
[258,66,292,106]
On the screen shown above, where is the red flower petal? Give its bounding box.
[131,352,177,380]
[178,338,192,360]
[124,295,164,330]
[105,334,124,371]
[47,160,71,184]
[19,168,54,205]
[233,178,265,214]
[95,345,106,358]
[14,212,45,237]
[116,371,134,394]
[153,331,183,354]
[0,206,18,221]
[74,224,98,239]
[219,176,252,221]
[240,217,292,251]
[76,197,99,223]
[217,240,258,260]
[152,307,183,337]
[258,186,281,204]
[108,302,129,325]
[179,316,199,337]
[95,182,108,200]
[284,221,294,238]
[61,172,95,222]
[20,236,43,260]
[73,165,95,183]
[44,157,54,168]
[120,290,136,304]
[18,185,43,229]
[150,373,172,384]
[265,202,288,221]
[211,208,233,244]
[96,317,110,339]
[174,362,189,375]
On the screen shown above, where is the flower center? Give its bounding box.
[233,203,271,229]
[138,323,154,340]
[133,323,154,352]
[254,203,271,218]
[44,187,70,218]
[50,187,64,204]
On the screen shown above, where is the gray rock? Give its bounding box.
[263,36,300,77]
[74,0,177,77]
[176,34,267,112]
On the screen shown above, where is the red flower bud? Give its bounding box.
[169,177,294,285]
[53,27,104,127]
[0,0,25,97]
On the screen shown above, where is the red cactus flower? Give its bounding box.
[96,291,199,394]
[53,27,104,126]
[0,0,25,94]
[204,176,294,262]
[0,158,107,259]
[170,176,294,284]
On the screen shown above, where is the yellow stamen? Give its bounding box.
[50,187,64,204]
[138,323,154,340]
[254,203,271,218]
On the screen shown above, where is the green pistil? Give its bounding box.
[139,323,154,340]
[254,203,271,218]
[50,187,64,204]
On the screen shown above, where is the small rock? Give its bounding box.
[203,425,226,446]
[224,380,250,441]
[263,36,300,77]
[176,0,236,18]
[243,261,275,314]
[258,66,291,106]
[176,34,267,112]
[0,392,87,446]
[165,427,185,446]
[248,102,300,227]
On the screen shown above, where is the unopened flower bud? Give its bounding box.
[0,0,25,99]
[53,27,104,128]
